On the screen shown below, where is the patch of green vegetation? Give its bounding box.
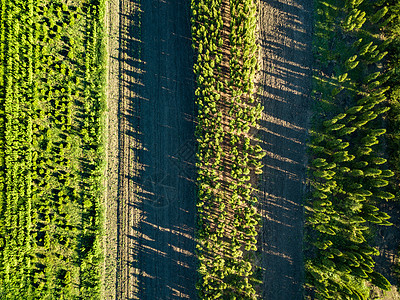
[191,0,263,298]
[0,0,106,298]
[305,0,395,298]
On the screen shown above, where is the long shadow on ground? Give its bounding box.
[256,0,313,299]
[115,0,196,299]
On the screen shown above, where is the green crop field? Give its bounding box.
[0,0,106,298]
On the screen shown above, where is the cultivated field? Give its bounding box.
[0,0,106,298]
[2,0,400,299]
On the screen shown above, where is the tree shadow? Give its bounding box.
[114,0,196,299]
[256,0,313,299]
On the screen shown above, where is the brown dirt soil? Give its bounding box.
[105,0,196,299]
[256,0,313,299]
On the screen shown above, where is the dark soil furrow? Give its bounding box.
[106,0,196,299]
[257,0,313,299]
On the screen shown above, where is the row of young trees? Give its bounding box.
[191,0,264,298]
[77,1,106,297]
[306,0,395,298]
[0,0,106,298]
[0,1,34,298]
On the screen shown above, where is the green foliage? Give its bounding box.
[192,0,261,298]
[0,0,106,297]
[371,6,388,24]
[369,271,391,290]
[307,0,395,298]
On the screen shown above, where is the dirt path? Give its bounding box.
[106,0,196,299]
[257,0,313,299]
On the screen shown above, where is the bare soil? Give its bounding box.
[105,0,196,299]
[257,0,313,299]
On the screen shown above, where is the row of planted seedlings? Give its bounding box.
[191,0,264,298]
[77,0,107,297]
[306,0,396,298]
[0,0,106,298]
[0,0,35,297]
